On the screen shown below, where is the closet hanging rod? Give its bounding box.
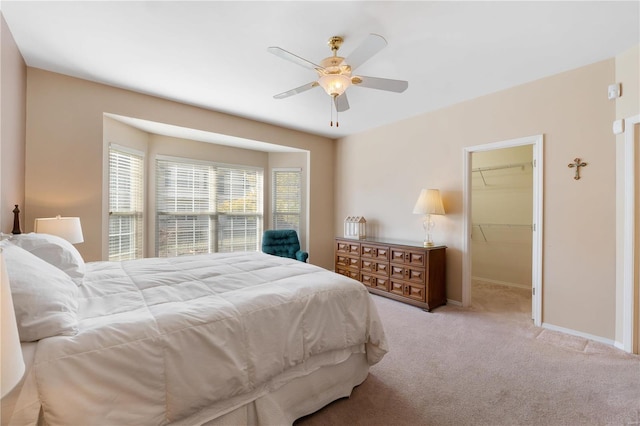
[471,161,532,173]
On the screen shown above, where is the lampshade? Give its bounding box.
[34,216,84,244]
[1,251,25,398]
[318,74,351,97]
[412,189,445,215]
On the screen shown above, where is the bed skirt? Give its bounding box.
[1,347,369,426]
[194,352,368,425]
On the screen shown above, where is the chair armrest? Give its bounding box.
[296,250,309,263]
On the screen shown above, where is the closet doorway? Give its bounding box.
[462,135,543,326]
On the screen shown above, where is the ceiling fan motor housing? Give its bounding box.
[317,55,353,97]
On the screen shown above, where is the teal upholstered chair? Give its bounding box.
[261,229,308,262]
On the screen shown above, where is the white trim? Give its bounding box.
[532,138,544,326]
[621,114,639,353]
[462,135,543,327]
[446,299,463,307]
[155,153,264,172]
[542,322,616,348]
[462,151,472,307]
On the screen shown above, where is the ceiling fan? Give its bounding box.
[268,34,408,127]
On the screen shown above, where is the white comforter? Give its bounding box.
[33,252,388,425]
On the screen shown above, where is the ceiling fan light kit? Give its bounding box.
[269,34,408,127]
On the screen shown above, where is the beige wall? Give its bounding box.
[0,14,26,233]
[336,59,617,340]
[25,69,335,269]
[471,145,533,288]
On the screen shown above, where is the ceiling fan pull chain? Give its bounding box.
[330,96,334,127]
[336,105,339,127]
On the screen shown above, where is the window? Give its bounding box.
[156,157,263,257]
[108,145,144,261]
[216,166,263,252]
[272,168,301,233]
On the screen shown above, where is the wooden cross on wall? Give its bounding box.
[568,158,587,180]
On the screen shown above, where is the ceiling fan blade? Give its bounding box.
[345,34,388,71]
[273,81,319,99]
[334,93,350,112]
[352,75,408,93]
[268,47,324,72]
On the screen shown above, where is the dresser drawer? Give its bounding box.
[336,240,361,256]
[390,248,426,267]
[390,265,426,285]
[336,254,359,270]
[360,259,390,277]
[361,273,390,291]
[389,280,426,302]
[361,244,390,261]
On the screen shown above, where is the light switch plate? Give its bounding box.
[608,83,621,100]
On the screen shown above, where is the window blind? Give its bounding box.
[156,157,263,257]
[272,169,301,233]
[216,166,263,252]
[109,145,144,261]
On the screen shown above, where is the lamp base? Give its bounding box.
[422,214,435,248]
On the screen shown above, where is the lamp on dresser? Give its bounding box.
[412,189,445,247]
[34,216,84,244]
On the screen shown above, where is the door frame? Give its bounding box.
[620,114,639,353]
[462,134,544,326]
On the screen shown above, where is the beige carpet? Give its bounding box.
[296,282,640,426]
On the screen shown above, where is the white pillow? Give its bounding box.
[1,242,79,342]
[9,233,85,283]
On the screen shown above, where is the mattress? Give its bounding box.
[7,251,388,425]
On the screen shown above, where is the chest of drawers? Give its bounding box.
[335,237,446,311]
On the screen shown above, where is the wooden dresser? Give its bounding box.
[335,237,446,311]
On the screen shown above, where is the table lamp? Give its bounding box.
[412,189,445,247]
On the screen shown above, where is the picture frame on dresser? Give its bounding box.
[335,237,446,311]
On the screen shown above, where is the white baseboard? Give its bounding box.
[614,341,625,351]
[541,322,616,347]
[472,276,530,290]
[447,299,462,307]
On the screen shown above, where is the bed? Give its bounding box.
[0,233,388,426]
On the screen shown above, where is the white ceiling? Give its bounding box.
[2,1,639,139]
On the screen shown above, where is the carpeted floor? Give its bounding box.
[296,282,640,426]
